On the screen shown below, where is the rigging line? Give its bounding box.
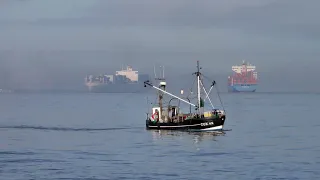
[204,86,214,102]
[214,82,226,114]
[199,80,215,109]
[202,74,213,83]
[199,77,207,97]
[200,77,213,105]
[187,76,197,99]
[200,75,214,102]
[151,88,159,107]
[201,74,225,112]
[201,74,215,88]
[188,97,197,100]
[145,81,196,107]
[145,96,150,119]
[201,75,218,100]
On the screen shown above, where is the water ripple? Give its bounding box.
[0,151,36,155]
[1,93,319,179]
[0,158,64,163]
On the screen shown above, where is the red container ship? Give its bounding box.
[228,60,258,92]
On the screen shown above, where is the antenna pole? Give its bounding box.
[163,66,165,78]
[154,65,157,79]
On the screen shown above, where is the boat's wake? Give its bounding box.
[0,125,136,132]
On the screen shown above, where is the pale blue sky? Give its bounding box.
[1,1,319,58]
[0,0,319,91]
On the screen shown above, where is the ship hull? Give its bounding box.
[146,116,225,131]
[228,84,257,92]
[87,83,148,93]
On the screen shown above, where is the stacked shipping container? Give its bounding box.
[228,61,258,92]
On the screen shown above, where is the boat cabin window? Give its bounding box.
[172,107,176,117]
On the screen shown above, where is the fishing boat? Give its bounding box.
[143,61,226,131]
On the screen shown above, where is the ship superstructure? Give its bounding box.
[85,66,150,93]
[228,60,258,92]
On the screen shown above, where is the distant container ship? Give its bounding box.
[228,60,258,92]
[85,66,150,93]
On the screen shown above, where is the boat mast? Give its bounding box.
[196,61,201,115]
[156,66,165,118]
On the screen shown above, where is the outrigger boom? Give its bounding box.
[144,80,196,107]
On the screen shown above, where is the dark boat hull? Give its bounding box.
[146,116,226,131]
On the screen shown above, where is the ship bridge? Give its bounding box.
[232,60,256,74]
[115,66,139,82]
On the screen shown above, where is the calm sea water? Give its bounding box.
[0,92,319,179]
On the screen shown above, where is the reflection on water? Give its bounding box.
[151,129,226,143]
[150,130,227,151]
